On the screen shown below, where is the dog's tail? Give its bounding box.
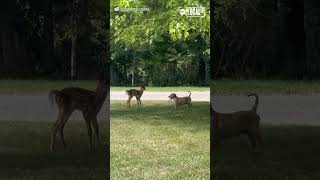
[210,103,217,113]
[49,90,60,106]
[188,91,191,97]
[248,93,259,113]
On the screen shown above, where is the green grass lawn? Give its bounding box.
[111,101,210,179]
[0,121,108,180]
[215,125,320,180]
[211,80,320,95]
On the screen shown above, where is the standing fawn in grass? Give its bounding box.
[49,72,108,151]
[125,85,146,107]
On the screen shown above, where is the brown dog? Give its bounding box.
[125,85,146,107]
[211,93,261,150]
[168,91,192,109]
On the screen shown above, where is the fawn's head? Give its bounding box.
[140,85,146,91]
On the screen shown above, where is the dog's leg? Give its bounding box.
[256,128,262,145]
[247,131,257,150]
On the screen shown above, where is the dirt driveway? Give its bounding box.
[110,91,210,101]
[1,92,320,126]
[213,95,320,126]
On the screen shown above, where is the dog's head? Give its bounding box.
[168,93,177,100]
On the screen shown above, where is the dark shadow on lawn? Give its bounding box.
[0,122,108,179]
[214,125,320,180]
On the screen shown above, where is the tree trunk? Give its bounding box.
[71,0,79,80]
[43,0,54,74]
[204,58,210,85]
[131,67,134,86]
[71,31,77,80]
[304,0,320,76]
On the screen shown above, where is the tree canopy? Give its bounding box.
[110,0,210,86]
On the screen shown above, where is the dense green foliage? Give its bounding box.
[213,0,320,79]
[1,0,107,79]
[110,0,210,86]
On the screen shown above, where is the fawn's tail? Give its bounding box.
[49,90,60,106]
[188,91,191,97]
[125,90,130,96]
[248,93,259,113]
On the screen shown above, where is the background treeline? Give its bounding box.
[0,0,107,79]
[212,0,320,80]
[111,0,210,86]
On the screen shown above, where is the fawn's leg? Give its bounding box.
[59,109,73,148]
[50,107,64,151]
[83,112,93,149]
[127,96,132,107]
[91,115,101,147]
[136,97,140,107]
[138,97,142,107]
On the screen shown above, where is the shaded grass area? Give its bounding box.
[215,125,320,180]
[111,101,210,179]
[0,122,108,180]
[211,80,320,95]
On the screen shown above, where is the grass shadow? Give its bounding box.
[0,121,108,179]
[214,125,320,179]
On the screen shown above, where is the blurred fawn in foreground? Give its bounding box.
[49,72,108,151]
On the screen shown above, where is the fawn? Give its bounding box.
[49,72,108,151]
[125,85,146,107]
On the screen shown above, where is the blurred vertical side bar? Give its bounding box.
[105,0,111,179]
[210,0,215,179]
